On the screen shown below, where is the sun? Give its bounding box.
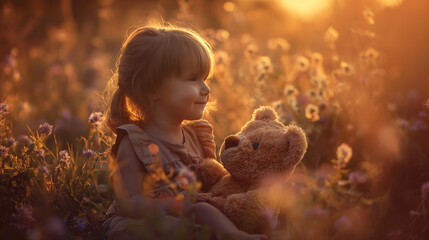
[277,0,333,20]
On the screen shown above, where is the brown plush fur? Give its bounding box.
[204,106,308,234]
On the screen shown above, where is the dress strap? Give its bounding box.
[111,124,159,172]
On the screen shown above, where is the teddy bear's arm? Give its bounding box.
[190,158,228,192]
[223,190,275,234]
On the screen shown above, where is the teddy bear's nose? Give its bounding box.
[224,135,240,150]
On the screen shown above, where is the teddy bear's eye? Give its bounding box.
[252,143,259,150]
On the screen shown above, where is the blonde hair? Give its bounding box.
[103,21,215,134]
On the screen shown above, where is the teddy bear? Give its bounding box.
[195,105,308,234]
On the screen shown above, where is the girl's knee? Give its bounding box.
[188,202,214,216]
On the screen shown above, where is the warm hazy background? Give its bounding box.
[1,0,429,239]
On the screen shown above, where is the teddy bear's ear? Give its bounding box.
[252,106,279,121]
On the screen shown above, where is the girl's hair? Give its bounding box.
[103,21,215,134]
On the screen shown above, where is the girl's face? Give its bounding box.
[154,65,211,122]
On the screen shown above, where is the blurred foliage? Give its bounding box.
[1,0,429,239]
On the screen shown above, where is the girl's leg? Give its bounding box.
[187,202,268,240]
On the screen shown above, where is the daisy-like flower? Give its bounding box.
[305,104,320,122]
[267,38,290,52]
[38,122,53,136]
[336,143,353,168]
[88,112,103,125]
[324,27,339,45]
[59,150,71,166]
[284,84,299,97]
[295,56,309,72]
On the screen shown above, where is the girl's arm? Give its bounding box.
[114,134,182,218]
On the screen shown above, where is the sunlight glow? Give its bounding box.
[277,0,333,20]
[378,0,403,8]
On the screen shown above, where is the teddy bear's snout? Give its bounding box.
[224,135,240,150]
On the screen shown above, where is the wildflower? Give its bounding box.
[421,181,429,200]
[5,138,17,148]
[59,150,71,166]
[175,176,189,190]
[148,143,160,155]
[215,50,229,65]
[83,149,96,158]
[0,145,8,158]
[255,56,272,74]
[340,61,353,76]
[395,119,410,128]
[46,216,66,237]
[363,9,375,25]
[216,29,230,42]
[267,38,290,52]
[72,217,89,232]
[334,216,352,231]
[37,165,50,175]
[261,206,280,229]
[178,167,197,183]
[303,207,329,220]
[310,52,323,66]
[336,144,353,168]
[348,171,367,185]
[244,43,258,59]
[324,27,339,46]
[305,104,320,122]
[284,84,299,97]
[11,206,36,230]
[0,101,9,116]
[38,122,53,136]
[88,112,103,125]
[34,148,45,158]
[17,135,34,147]
[295,56,309,72]
[409,119,427,131]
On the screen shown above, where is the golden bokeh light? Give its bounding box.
[277,0,333,20]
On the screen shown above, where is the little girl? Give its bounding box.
[100,23,268,240]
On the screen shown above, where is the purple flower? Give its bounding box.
[334,216,352,231]
[0,145,8,158]
[11,206,36,230]
[88,112,103,125]
[409,119,427,131]
[73,217,88,232]
[17,135,34,147]
[348,171,367,185]
[83,149,96,158]
[0,101,9,116]
[421,181,429,199]
[37,165,50,175]
[5,138,16,148]
[34,148,45,158]
[38,122,53,136]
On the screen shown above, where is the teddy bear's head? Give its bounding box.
[219,106,308,182]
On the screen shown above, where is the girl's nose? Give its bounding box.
[201,82,210,96]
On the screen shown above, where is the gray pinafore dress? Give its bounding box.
[100,119,216,237]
